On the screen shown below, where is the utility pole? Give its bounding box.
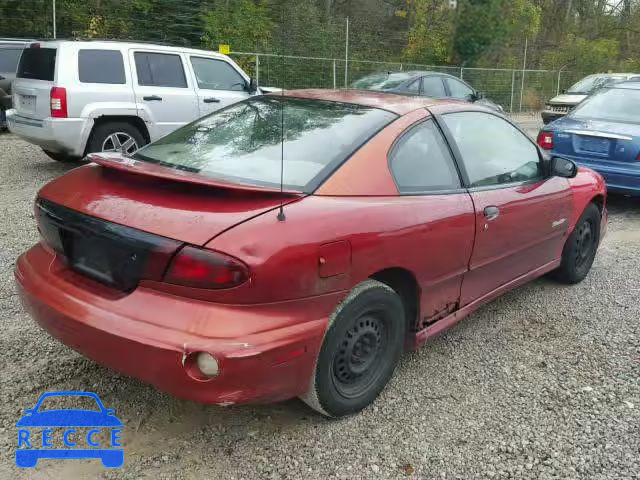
[52,0,57,39]
[344,17,349,88]
[519,37,528,112]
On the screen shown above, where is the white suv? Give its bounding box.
[7,40,264,162]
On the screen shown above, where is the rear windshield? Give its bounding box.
[134,96,397,192]
[17,47,56,81]
[351,72,414,91]
[0,48,23,72]
[570,87,640,123]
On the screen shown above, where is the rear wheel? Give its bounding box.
[42,149,80,163]
[552,203,601,284]
[301,279,405,417]
[86,121,146,156]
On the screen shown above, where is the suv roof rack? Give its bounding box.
[33,37,198,48]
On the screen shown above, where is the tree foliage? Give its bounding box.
[0,0,638,72]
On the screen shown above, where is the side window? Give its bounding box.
[442,112,542,188]
[78,50,126,84]
[405,79,420,94]
[389,120,461,193]
[134,52,187,88]
[446,78,474,101]
[420,76,446,98]
[190,57,246,91]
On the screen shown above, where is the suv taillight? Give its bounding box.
[537,131,554,150]
[164,246,249,289]
[50,87,67,118]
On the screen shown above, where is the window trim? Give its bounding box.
[433,109,548,191]
[386,116,466,195]
[189,55,247,91]
[132,50,189,89]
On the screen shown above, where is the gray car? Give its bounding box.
[0,39,31,129]
[350,71,504,112]
[542,73,640,124]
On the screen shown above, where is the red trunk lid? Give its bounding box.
[38,160,300,247]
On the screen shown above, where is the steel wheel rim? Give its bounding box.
[101,132,139,155]
[575,219,594,268]
[332,313,388,399]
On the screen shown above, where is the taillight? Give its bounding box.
[50,87,68,118]
[537,131,554,150]
[164,246,249,289]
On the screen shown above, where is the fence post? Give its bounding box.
[460,67,464,80]
[399,63,403,71]
[510,69,516,113]
[255,55,260,86]
[519,38,528,112]
[333,59,337,89]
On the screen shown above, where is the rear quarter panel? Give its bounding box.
[567,167,607,231]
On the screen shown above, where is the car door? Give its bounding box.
[129,50,199,140]
[187,55,251,116]
[438,111,573,305]
[388,118,475,326]
[419,75,447,99]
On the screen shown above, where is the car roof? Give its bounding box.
[22,39,231,59]
[280,89,464,115]
[613,81,640,90]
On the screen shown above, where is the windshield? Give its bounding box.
[134,96,397,192]
[567,74,626,94]
[570,87,640,123]
[0,48,22,72]
[350,72,414,90]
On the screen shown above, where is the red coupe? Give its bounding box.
[15,90,607,417]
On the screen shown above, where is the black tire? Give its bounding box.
[552,203,601,284]
[42,149,81,163]
[85,121,146,156]
[301,279,406,418]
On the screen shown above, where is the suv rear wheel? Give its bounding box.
[86,121,146,156]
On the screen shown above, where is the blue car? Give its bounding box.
[537,81,640,195]
[15,391,123,468]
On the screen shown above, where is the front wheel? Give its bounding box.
[552,203,601,284]
[301,279,406,417]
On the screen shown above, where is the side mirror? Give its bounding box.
[473,91,484,101]
[551,156,578,178]
[562,89,566,94]
[246,77,258,94]
[0,75,5,80]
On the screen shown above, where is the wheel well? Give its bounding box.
[89,115,151,145]
[591,194,605,214]
[370,268,419,337]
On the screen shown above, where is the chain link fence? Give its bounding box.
[231,52,586,113]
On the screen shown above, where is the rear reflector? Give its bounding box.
[50,87,68,118]
[164,246,249,289]
[537,131,554,150]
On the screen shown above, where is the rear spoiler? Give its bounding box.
[87,153,304,195]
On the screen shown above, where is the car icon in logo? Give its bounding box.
[16,391,123,468]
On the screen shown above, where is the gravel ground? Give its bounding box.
[0,132,638,480]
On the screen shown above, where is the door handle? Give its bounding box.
[483,206,500,221]
[143,95,162,101]
[203,97,221,103]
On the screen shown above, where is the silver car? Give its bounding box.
[0,39,31,130]
[542,73,640,124]
[7,40,265,162]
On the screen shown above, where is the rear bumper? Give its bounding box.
[568,156,640,195]
[15,244,339,405]
[6,110,92,157]
[541,110,566,124]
